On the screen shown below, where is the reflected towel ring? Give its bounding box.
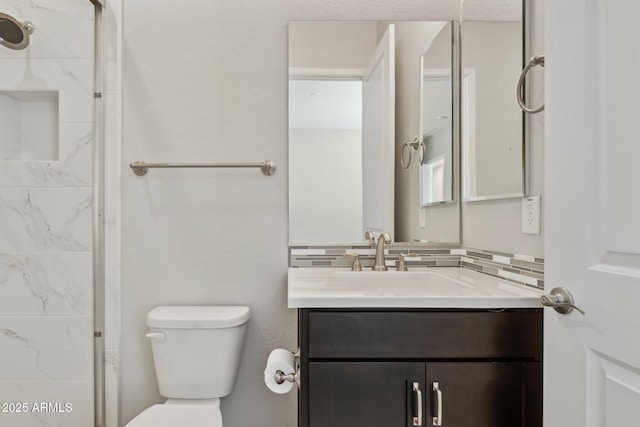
[401,138,425,169]
[517,55,545,114]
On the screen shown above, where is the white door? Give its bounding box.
[545,1,640,426]
[362,24,394,240]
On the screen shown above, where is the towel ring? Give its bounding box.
[517,55,545,114]
[401,138,425,169]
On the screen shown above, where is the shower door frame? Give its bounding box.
[91,1,106,426]
[93,2,105,426]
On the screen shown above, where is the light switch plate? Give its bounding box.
[419,207,426,228]
[522,196,541,234]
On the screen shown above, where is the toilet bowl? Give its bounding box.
[125,306,250,427]
[126,399,222,427]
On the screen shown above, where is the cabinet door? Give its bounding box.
[308,362,425,427]
[425,362,542,427]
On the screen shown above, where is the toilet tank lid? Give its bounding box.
[147,306,250,329]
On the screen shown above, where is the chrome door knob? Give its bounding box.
[541,287,585,315]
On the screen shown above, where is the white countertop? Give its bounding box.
[288,267,543,309]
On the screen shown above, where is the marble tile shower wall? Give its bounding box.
[290,245,544,290]
[0,1,96,426]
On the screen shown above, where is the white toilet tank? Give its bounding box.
[146,306,250,399]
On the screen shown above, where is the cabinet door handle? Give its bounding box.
[432,382,443,426]
[412,382,422,426]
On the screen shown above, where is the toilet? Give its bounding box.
[126,305,251,427]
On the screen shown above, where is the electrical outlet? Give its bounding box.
[522,196,541,234]
[419,207,426,228]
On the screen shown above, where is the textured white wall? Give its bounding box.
[121,1,460,427]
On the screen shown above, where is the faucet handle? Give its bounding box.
[396,253,418,271]
[344,253,363,271]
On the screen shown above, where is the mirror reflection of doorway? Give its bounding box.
[421,73,453,205]
[288,24,395,243]
[421,154,446,206]
[288,77,363,243]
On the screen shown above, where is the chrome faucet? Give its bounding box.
[372,232,391,271]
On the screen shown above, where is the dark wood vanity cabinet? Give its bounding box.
[298,309,543,427]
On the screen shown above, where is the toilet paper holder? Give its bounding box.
[273,349,300,387]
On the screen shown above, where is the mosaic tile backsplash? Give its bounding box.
[290,244,544,290]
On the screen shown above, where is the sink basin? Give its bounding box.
[288,267,543,308]
[334,270,475,289]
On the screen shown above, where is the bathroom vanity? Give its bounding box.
[289,268,543,427]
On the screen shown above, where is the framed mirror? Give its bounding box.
[288,20,456,245]
[461,0,526,201]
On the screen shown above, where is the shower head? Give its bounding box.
[0,13,34,50]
